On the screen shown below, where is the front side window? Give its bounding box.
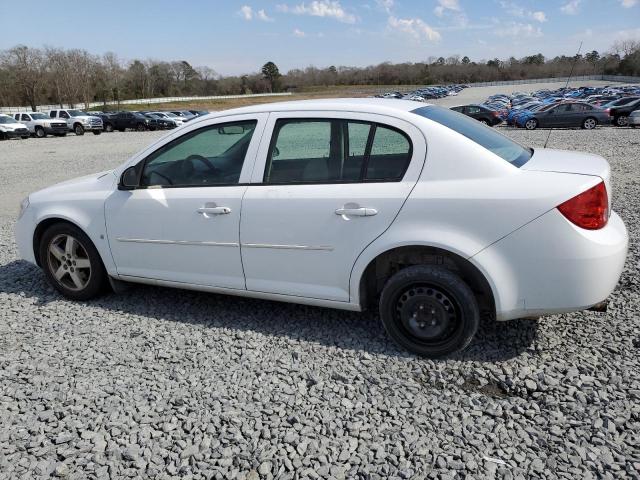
[412,105,532,167]
[141,120,257,187]
[264,119,412,184]
[21,114,31,121]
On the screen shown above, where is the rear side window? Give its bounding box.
[412,106,531,167]
[264,119,412,184]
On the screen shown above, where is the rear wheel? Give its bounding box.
[379,265,479,358]
[74,124,85,136]
[35,126,46,138]
[615,115,629,127]
[582,117,597,130]
[524,118,538,130]
[39,223,106,300]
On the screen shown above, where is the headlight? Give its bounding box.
[18,197,29,219]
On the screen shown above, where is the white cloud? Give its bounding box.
[257,9,274,21]
[239,5,273,21]
[278,1,356,23]
[434,0,460,17]
[293,28,306,37]
[621,0,637,6]
[531,11,547,22]
[561,0,581,15]
[376,0,394,13]
[239,5,253,20]
[496,22,543,38]
[388,16,441,42]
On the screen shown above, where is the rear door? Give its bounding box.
[239,111,426,302]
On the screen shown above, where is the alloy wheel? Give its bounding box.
[616,116,629,127]
[525,119,537,130]
[47,234,92,291]
[583,118,596,129]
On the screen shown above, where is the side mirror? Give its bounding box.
[119,166,139,190]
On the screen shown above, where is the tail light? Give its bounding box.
[492,110,500,117]
[605,108,611,115]
[557,181,609,230]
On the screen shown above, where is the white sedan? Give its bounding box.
[15,99,628,357]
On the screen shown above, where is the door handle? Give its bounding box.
[197,206,231,216]
[335,207,378,217]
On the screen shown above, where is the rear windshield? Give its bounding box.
[412,106,532,167]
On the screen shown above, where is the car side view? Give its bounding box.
[522,101,609,130]
[15,99,628,357]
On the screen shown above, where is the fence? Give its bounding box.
[0,92,292,115]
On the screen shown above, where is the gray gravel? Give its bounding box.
[1,125,639,479]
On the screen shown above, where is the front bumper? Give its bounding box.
[15,206,37,265]
[2,128,30,138]
[473,208,628,321]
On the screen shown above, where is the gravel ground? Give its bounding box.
[0,123,639,480]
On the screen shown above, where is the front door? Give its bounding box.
[240,112,427,302]
[105,114,266,289]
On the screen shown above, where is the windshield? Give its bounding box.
[412,105,532,167]
[68,110,89,117]
[31,113,49,120]
[0,116,16,124]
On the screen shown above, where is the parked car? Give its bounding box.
[629,109,640,128]
[103,111,152,132]
[47,109,103,135]
[143,113,177,129]
[188,110,210,117]
[607,98,640,127]
[88,112,115,132]
[170,111,196,121]
[14,99,628,358]
[450,104,502,126]
[521,102,609,130]
[14,111,68,137]
[150,111,186,126]
[0,114,30,139]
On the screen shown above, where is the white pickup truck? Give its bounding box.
[47,109,103,136]
[14,112,68,138]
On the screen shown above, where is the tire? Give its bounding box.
[524,118,538,130]
[582,117,597,130]
[379,265,480,358]
[35,126,46,138]
[74,124,85,136]
[615,115,629,127]
[39,223,106,301]
[136,123,145,132]
[92,130,101,135]
[104,123,114,133]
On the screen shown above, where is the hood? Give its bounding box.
[0,121,25,129]
[30,170,115,202]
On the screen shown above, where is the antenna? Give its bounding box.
[544,41,583,149]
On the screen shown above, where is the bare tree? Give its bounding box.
[1,45,45,110]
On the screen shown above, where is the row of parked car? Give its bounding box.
[452,84,640,130]
[376,84,469,102]
[0,108,210,139]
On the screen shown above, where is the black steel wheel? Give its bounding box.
[380,265,479,357]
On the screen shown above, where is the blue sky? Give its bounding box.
[1,0,638,75]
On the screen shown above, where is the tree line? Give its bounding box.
[0,40,638,110]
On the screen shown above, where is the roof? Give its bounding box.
[208,98,430,117]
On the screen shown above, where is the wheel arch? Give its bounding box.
[33,217,86,267]
[354,244,496,320]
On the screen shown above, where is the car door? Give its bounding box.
[20,114,34,131]
[104,113,267,289]
[240,111,427,302]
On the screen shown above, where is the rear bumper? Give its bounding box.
[472,208,628,321]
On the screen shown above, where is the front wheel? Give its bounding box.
[615,115,629,127]
[104,123,114,132]
[582,117,597,130]
[39,223,106,300]
[74,124,85,136]
[35,127,46,138]
[136,123,146,132]
[379,265,479,358]
[524,118,538,130]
